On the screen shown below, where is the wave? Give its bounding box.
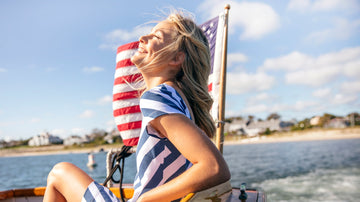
[252,167,360,202]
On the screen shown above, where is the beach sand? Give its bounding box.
[0,144,117,157]
[224,127,360,145]
[1,127,359,157]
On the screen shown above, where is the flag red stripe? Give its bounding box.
[117,121,142,131]
[113,105,141,117]
[116,59,134,69]
[113,91,140,101]
[117,41,139,53]
[123,138,139,146]
[208,83,213,92]
[114,73,142,85]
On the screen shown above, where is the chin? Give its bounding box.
[131,55,141,66]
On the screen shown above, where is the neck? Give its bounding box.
[142,74,176,90]
[139,64,179,90]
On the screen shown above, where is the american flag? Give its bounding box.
[113,13,226,146]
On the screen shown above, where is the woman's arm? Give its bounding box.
[138,113,231,202]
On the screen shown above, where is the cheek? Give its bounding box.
[150,41,166,53]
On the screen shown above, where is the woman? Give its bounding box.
[44,10,231,202]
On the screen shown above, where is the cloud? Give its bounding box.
[306,18,360,43]
[30,118,41,123]
[45,67,57,72]
[228,53,248,66]
[248,93,271,103]
[340,81,360,94]
[97,95,112,105]
[241,104,269,114]
[294,100,318,111]
[285,66,339,86]
[288,0,360,12]
[83,66,104,73]
[99,25,152,51]
[79,110,94,118]
[260,46,360,86]
[343,58,360,78]
[332,93,357,105]
[198,0,280,40]
[50,128,67,138]
[106,119,116,132]
[246,93,278,106]
[261,51,313,71]
[312,88,331,98]
[287,0,311,11]
[227,71,275,94]
[0,68,7,73]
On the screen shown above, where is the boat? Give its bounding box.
[0,184,266,202]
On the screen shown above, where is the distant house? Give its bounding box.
[104,129,121,144]
[28,132,63,146]
[225,119,248,136]
[310,116,321,126]
[63,135,90,146]
[324,118,349,128]
[225,119,294,136]
[0,140,6,148]
[247,119,281,133]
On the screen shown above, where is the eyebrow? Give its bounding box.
[151,28,165,35]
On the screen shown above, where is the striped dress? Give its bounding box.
[128,83,192,201]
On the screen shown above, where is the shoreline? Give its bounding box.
[224,127,360,145]
[1,127,360,157]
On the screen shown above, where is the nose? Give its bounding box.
[139,35,148,44]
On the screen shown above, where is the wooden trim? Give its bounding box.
[109,187,134,199]
[0,187,46,199]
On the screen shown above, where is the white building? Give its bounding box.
[310,116,321,126]
[225,118,294,136]
[28,132,63,146]
[63,135,90,146]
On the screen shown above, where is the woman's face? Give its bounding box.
[131,20,177,67]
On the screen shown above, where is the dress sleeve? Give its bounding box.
[140,84,190,121]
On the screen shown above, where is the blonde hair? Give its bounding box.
[137,11,215,138]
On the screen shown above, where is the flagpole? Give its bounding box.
[215,4,230,154]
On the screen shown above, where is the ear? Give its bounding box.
[169,52,185,67]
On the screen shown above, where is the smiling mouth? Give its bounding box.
[138,45,147,53]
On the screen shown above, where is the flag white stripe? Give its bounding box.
[118,129,142,139]
[116,49,138,63]
[114,65,140,78]
[113,98,140,110]
[114,113,142,124]
[113,83,142,94]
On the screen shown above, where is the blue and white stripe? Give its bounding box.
[82,181,120,202]
[128,84,192,202]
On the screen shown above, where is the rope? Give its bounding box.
[103,145,133,202]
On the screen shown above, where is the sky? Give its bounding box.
[1,0,359,141]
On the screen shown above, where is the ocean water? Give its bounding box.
[1,138,359,201]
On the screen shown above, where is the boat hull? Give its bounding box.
[0,185,265,202]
